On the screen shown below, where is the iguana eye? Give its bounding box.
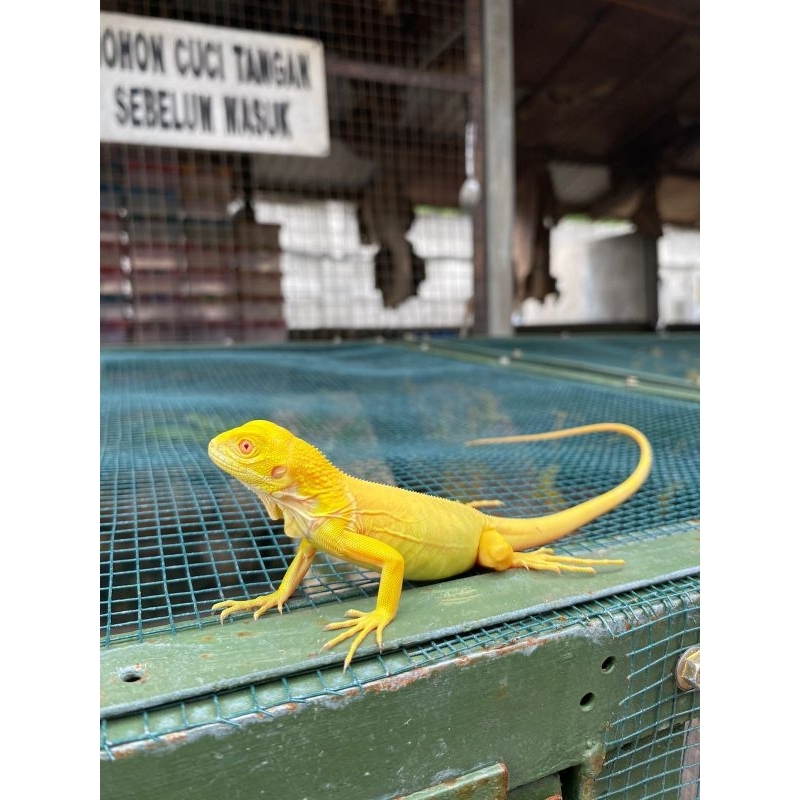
[238,439,254,455]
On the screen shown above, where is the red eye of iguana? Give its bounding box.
[238,439,254,455]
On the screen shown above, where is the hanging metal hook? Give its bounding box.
[459,121,481,210]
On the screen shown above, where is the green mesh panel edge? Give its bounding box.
[430,333,699,386]
[102,573,699,761]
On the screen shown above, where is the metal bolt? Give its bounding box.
[675,646,700,691]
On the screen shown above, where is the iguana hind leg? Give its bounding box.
[508,547,624,574]
[477,528,623,575]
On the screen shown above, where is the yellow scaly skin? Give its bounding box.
[209,420,652,669]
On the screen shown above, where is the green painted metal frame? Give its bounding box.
[102,524,698,718]
[101,575,699,799]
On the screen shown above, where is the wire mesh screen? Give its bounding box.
[595,578,700,800]
[101,340,698,643]
[100,1,480,344]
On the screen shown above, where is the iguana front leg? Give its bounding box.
[212,538,317,621]
[312,520,405,669]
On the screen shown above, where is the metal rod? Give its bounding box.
[482,0,515,336]
[466,0,486,335]
[325,53,474,93]
[604,0,700,28]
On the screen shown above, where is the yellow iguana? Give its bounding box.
[209,420,651,668]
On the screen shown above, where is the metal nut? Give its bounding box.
[675,646,700,691]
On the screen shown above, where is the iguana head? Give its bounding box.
[207,420,301,492]
[208,420,339,498]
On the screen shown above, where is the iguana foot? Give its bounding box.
[323,609,392,669]
[212,594,282,623]
[512,547,624,575]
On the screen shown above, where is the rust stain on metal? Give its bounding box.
[394,762,508,799]
[363,634,552,698]
[583,748,606,777]
[109,728,192,760]
[364,666,433,695]
[265,701,300,716]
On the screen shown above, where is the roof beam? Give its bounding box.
[603,0,700,28]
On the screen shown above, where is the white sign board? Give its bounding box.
[100,12,330,156]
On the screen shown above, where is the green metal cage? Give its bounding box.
[100,333,699,799]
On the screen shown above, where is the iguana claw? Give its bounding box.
[212,594,282,623]
[511,547,624,574]
[323,609,392,669]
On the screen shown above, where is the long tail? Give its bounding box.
[466,423,652,550]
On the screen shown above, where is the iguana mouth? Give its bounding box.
[206,437,229,469]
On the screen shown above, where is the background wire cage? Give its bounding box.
[100,335,699,799]
[101,0,481,345]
